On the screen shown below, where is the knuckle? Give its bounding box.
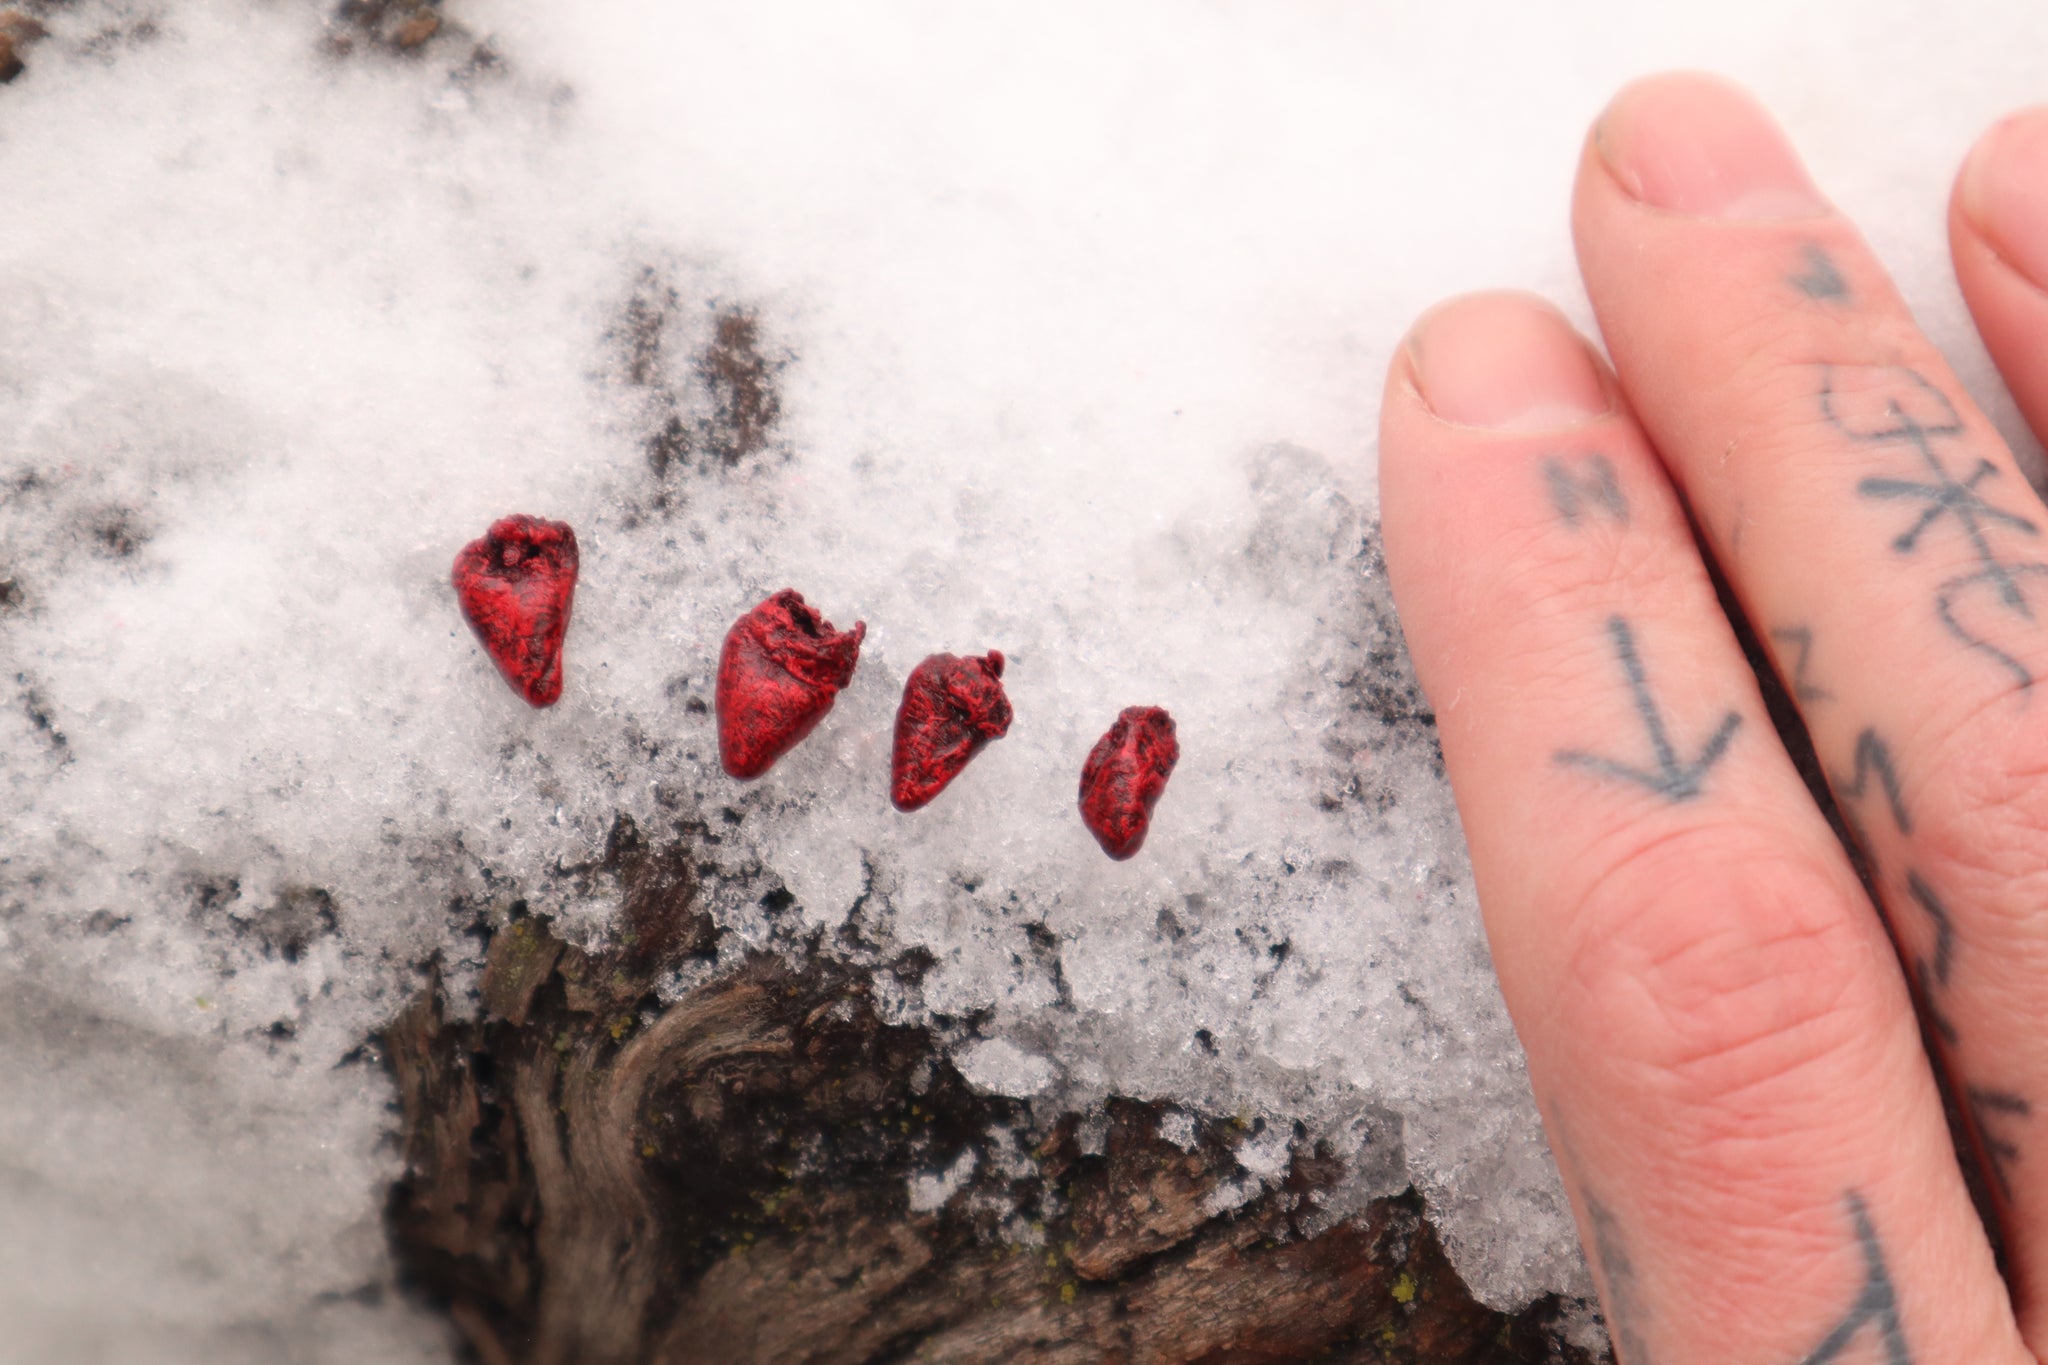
[1481,516,1694,632]
[1713,298,1928,394]
[1550,823,1887,1119]
[1703,318,1952,481]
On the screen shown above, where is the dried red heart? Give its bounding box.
[1078,706,1179,859]
[717,589,866,779]
[891,651,1012,811]
[452,514,579,707]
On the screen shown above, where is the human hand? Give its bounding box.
[1379,72,2048,1364]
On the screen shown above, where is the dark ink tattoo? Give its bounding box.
[1968,1087,2032,1202]
[1906,872,1955,987]
[1544,454,1629,527]
[1798,1192,1909,1365]
[1904,871,1959,1046]
[1556,617,1742,801]
[1833,729,1911,835]
[1792,243,1850,302]
[1833,744,2037,1212]
[1585,1195,1654,1365]
[1913,970,1959,1046]
[1828,365,2048,688]
[1862,460,2036,558]
[1770,625,1833,703]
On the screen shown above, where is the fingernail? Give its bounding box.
[1407,293,1611,430]
[1596,73,1829,219]
[1960,106,2048,293]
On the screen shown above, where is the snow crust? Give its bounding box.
[3,0,2046,1358]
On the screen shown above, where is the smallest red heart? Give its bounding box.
[717,589,866,779]
[891,650,1012,812]
[452,514,579,707]
[1078,707,1179,859]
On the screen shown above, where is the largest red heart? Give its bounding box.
[452,514,579,707]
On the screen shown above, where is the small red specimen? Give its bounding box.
[891,651,1013,811]
[452,514,579,707]
[717,589,866,779]
[1078,707,1179,859]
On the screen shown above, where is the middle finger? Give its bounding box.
[1574,71,2048,1337]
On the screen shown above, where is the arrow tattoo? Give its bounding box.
[1556,616,1743,802]
[1798,1192,1910,1365]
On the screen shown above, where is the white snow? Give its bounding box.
[908,1147,981,1215]
[2,0,2044,1358]
[955,1037,1059,1099]
[1156,1109,1199,1153]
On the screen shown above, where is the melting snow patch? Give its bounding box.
[1157,1108,1199,1152]
[908,1148,981,1215]
[954,1038,1058,1099]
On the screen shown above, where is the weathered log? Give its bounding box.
[383,821,1603,1365]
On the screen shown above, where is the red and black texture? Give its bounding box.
[716,590,866,779]
[891,651,1013,812]
[1078,707,1180,859]
[452,514,579,707]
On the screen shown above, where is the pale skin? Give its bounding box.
[1379,74,2048,1364]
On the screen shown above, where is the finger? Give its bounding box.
[1379,291,2022,1365]
[1574,72,2048,1344]
[1952,106,2048,456]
